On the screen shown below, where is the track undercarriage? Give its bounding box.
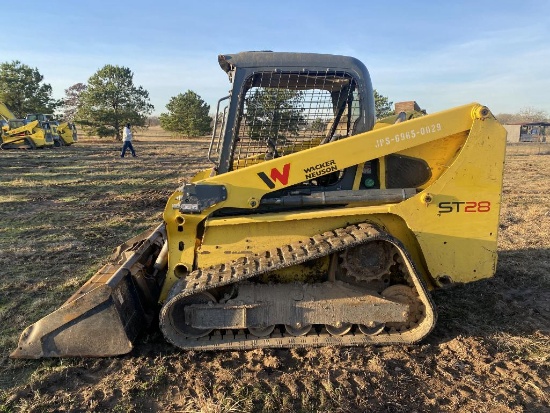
[160,223,436,350]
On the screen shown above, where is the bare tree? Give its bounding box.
[517,107,549,123]
[496,106,549,124]
[62,83,87,121]
[147,116,160,127]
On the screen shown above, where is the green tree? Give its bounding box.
[310,117,328,132]
[0,60,58,118]
[245,88,304,141]
[76,65,153,139]
[160,90,212,137]
[374,89,393,119]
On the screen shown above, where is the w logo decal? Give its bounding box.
[257,163,291,189]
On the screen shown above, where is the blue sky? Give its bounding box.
[2,0,549,116]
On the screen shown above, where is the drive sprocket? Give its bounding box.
[339,240,394,282]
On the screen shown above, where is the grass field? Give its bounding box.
[0,131,548,412]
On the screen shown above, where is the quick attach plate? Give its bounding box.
[179,183,227,213]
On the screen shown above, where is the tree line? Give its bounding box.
[495,107,549,124]
[0,60,215,140]
[2,60,546,141]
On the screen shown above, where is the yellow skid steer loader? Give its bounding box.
[1,103,53,149]
[12,52,506,358]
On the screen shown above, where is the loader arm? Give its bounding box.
[0,101,16,121]
[5,119,40,136]
[176,103,489,212]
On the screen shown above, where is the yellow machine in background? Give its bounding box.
[56,121,78,145]
[12,52,507,358]
[26,114,77,146]
[26,114,72,147]
[1,102,53,149]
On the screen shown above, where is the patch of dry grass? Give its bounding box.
[0,137,549,413]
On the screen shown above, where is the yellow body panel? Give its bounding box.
[2,120,48,148]
[162,103,506,300]
[28,124,50,147]
[0,102,16,120]
[1,103,50,148]
[56,122,77,145]
[390,118,506,284]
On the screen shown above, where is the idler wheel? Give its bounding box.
[382,284,421,331]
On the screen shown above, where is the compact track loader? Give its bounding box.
[12,52,507,358]
[1,103,53,149]
[26,114,77,146]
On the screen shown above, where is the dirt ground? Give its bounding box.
[0,134,548,412]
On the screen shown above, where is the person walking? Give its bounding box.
[121,123,137,157]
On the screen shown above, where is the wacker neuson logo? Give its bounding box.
[257,163,291,189]
[303,160,338,179]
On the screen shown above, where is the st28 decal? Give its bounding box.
[257,163,291,189]
[438,201,491,213]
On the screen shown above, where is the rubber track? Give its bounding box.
[159,223,437,350]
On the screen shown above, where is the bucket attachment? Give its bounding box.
[11,224,167,359]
